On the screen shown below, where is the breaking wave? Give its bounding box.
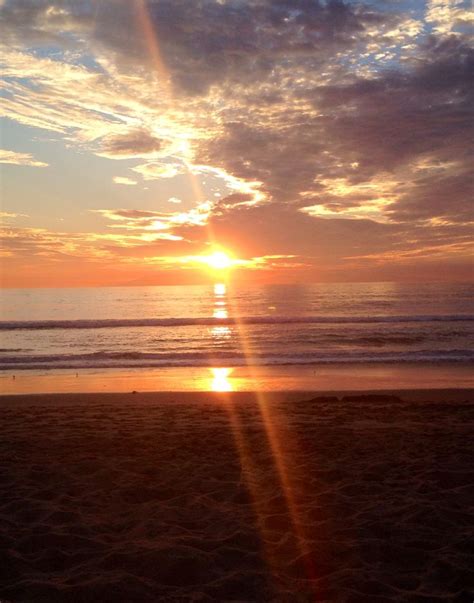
[1,314,473,331]
[1,349,472,370]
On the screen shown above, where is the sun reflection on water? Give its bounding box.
[214,283,226,296]
[211,325,232,338]
[212,282,230,322]
[210,367,233,392]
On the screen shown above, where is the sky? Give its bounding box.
[0,0,473,287]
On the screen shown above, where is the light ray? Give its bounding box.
[134,0,172,96]
[129,0,321,577]
[212,386,295,584]
[224,287,319,591]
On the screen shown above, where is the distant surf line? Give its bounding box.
[1,314,473,331]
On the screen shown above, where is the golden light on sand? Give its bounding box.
[210,367,233,392]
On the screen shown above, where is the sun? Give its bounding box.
[206,250,233,270]
[184,247,245,273]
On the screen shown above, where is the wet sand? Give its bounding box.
[2,362,473,394]
[1,391,473,602]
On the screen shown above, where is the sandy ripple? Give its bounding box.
[0,394,473,601]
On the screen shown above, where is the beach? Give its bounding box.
[3,0,474,598]
[1,390,473,602]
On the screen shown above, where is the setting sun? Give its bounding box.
[184,248,248,273]
[205,251,233,270]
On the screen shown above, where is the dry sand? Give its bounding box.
[1,390,473,602]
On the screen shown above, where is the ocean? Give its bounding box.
[1,281,473,372]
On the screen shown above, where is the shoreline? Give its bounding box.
[1,388,474,404]
[1,361,472,395]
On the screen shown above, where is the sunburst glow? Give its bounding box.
[205,251,233,270]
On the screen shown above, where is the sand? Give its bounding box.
[2,363,474,394]
[1,390,473,602]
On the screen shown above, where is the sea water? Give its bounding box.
[1,282,473,371]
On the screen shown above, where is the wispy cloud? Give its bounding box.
[0,149,48,167]
[0,211,30,220]
[131,162,183,180]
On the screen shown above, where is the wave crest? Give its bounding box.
[1,314,472,331]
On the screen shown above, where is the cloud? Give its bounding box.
[85,0,385,95]
[0,223,186,263]
[198,33,473,229]
[131,162,183,180]
[98,130,166,159]
[0,211,30,221]
[112,176,138,186]
[0,149,48,167]
[426,0,474,35]
[1,0,473,282]
[93,204,213,231]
